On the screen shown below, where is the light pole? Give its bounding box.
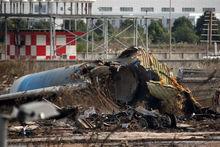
[169,0,172,59]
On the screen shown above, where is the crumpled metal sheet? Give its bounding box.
[147,81,179,101]
[147,81,181,114]
[132,48,171,84]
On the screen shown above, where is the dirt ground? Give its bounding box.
[1,60,220,146]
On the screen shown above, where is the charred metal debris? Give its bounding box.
[1,47,220,132]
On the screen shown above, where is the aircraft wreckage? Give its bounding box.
[0,47,219,130]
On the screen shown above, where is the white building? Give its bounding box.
[92,0,220,27]
[0,0,220,27]
[0,0,96,29]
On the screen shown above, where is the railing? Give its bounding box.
[0,51,214,61]
[76,52,207,60]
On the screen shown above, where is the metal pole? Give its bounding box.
[91,19,94,59]
[134,18,138,47]
[52,17,56,58]
[74,19,77,31]
[86,18,89,59]
[145,14,149,51]
[69,20,71,30]
[209,11,213,53]
[169,0,172,59]
[4,17,7,60]
[50,17,53,59]
[0,115,8,147]
[133,18,136,46]
[104,18,109,59]
[27,18,30,29]
[206,23,209,56]
[145,18,149,50]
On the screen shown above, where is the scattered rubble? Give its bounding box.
[1,47,220,144]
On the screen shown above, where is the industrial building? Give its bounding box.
[92,0,220,27]
[1,0,220,27]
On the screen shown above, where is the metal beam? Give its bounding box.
[52,17,56,58]
[104,18,109,59]
[4,17,7,60]
[50,17,53,59]
[86,18,89,59]
[133,18,138,47]
[91,18,94,59]
[0,14,160,19]
[169,0,172,59]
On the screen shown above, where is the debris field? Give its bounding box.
[0,47,220,146]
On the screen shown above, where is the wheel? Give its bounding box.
[147,117,159,129]
[167,114,177,128]
[138,117,148,130]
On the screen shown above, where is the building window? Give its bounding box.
[203,8,215,12]
[120,7,133,12]
[141,7,154,12]
[60,7,63,11]
[182,7,195,12]
[34,4,47,13]
[162,7,174,12]
[99,7,112,12]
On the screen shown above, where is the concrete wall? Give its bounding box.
[76,52,207,60]
[0,58,216,74]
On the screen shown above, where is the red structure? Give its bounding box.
[6,31,83,60]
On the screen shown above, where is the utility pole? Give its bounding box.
[133,18,138,47]
[145,10,149,50]
[104,18,109,59]
[169,0,172,59]
[4,17,7,60]
[208,11,213,54]
[86,18,89,60]
[91,19,94,59]
[50,17,53,59]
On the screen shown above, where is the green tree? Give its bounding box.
[173,25,199,43]
[94,19,103,36]
[172,17,193,32]
[195,15,205,38]
[32,19,50,29]
[94,19,114,35]
[64,19,87,32]
[120,19,134,31]
[172,17,198,43]
[148,20,169,43]
[7,19,28,30]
